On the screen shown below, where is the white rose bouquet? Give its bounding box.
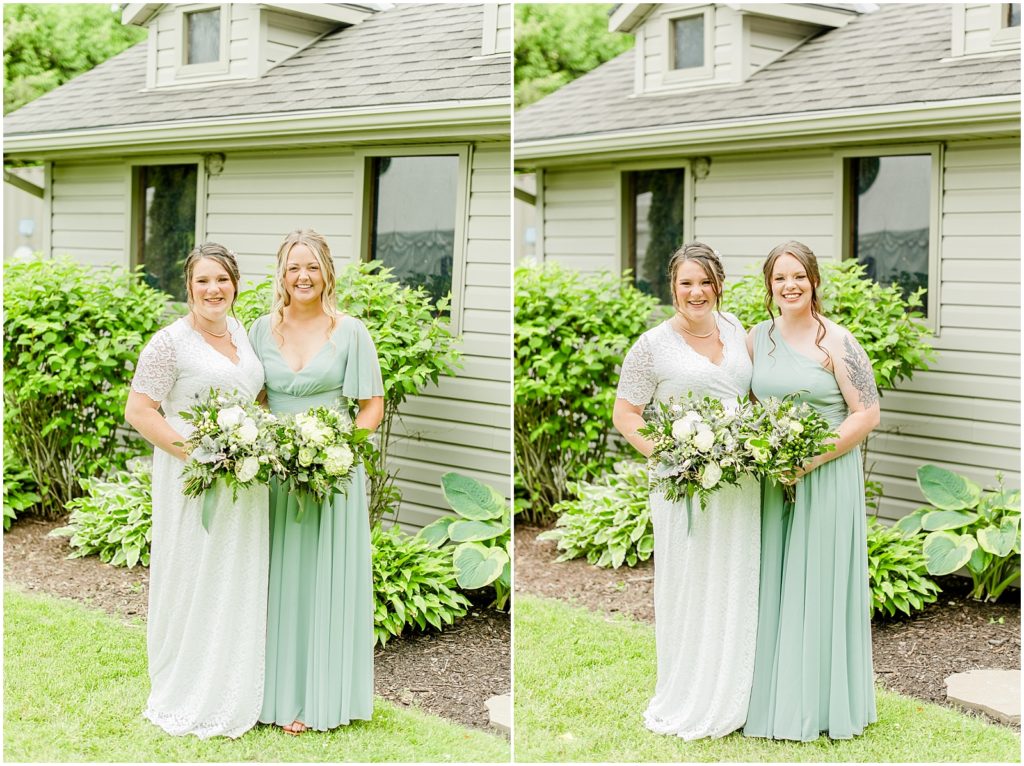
[744,394,837,503]
[177,388,283,530]
[276,405,372,517]
[637,393,755,511]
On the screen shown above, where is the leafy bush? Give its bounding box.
[3,453,40,531]
[866,516,939,619]
[235,261,461,526]
[371,523,472,646]
[51,459,153,568]
[723,259,934,391]
[515,260,661,523]
[419,473,513,610]
[4,257,167,517]
[897,465,1020,602]
[538,461,653,569]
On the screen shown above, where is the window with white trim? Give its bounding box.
[625,168,687,305]
[132,164,199,301]
[185,8,220,64]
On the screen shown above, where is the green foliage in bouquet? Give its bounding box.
[723,259,934,391]
[539,461,653,569]
[3,453,40,532]
[4,257,167,517]
[371,523,472,646]
[418,473,513,610]
[515,260,661,523]
[51,459,153,568]
[235,261,461,525]
[866,515,939,619]
[897,465,1020,602]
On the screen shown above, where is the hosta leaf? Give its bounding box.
[440,472,505,520]
[894,508,928,537]
[417,516,456,547]
[448,519,506,543]
[921,510,979,532]
[922,530,978,576]
[977,519,1019,558]
[453,542,508,589]
[916,464,981,511]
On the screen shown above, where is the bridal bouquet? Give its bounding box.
[745,395,837,502]
[638,393,755,509]
[178,389,283,529]
[275,406,372,514]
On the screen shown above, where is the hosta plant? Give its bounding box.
[51,458,153,568]
[866,515,939,619]
[418,473,512,610]
[896,465,1020,602]
[371,523,471,646]
[539,461,653,569]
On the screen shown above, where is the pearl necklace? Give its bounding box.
[674,316,716,339]
[191,314,229,338]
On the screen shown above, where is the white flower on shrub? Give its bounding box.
[323,444,354,476]
[701,461,722,489]
[693,426,715,452]
[216,406,245,430]
[236,418,259,444]
[235,456,260,483]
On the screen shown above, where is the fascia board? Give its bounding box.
[609,3,655,33]
[122,3,162,27]
[3,100,511,161]
[732,3,858,28]
[514,96,1020,166]
[262,3,375,26]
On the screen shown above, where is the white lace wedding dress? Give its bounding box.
[131,316,269,739]
[617,312,761,740]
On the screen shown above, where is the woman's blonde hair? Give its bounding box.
[762,240,831,366]
[270,228,339,340]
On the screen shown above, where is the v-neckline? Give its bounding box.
[186,317,241,367]
[666,317,727,368]
[270,316,345,375]
[771,324,833,374]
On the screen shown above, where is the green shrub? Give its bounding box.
[538,462,653,569]
[235,261,461,526]
[51,459,153,568]
[515,260,661,523]
[897,465,1020,602]
[3,453,40,531]
[371,523,472,646]
[418,473,513,610]
[866,515,939,619]
[4,257,167,517]
[723,259,934,391]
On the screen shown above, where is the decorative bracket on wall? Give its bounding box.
[692,157,711,180]
[203,153,226,176]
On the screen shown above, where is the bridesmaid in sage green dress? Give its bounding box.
[743,241,879,741]
[250,229,384,734]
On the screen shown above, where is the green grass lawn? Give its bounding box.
[3,587,509,763]
[514,594,1021,763]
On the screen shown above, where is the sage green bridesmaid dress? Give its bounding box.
[249,314,384,730]
[743,320,876,741]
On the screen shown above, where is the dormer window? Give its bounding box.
[663,7,714,83]
[186,8,220,64]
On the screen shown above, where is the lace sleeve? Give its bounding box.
[616,334,657,406]
[131,329,177,402]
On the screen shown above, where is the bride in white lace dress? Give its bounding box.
[125,244,268,738]
[613,243,761,740]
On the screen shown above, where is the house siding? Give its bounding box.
[152,4,253,87]
[46,141,511,531]
[537,137,1020,521]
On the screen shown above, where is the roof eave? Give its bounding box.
[4,99,511,161]
[514,96,1021,166]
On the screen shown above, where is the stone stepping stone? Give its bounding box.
[945,668,1020,724]
[485,693,510,734]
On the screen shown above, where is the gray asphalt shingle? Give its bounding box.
[515,4,1020,143]
[5,3,509,137]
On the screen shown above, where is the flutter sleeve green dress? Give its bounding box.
[249,313,384,731]
[743,320,877,741]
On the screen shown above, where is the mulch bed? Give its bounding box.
[3,517,509,733]
[516,524,1020,730]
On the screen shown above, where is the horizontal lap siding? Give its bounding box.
[50,162,127,267]
[392,143,511,529]
[871,138,1020,520]
[541,166,619,273]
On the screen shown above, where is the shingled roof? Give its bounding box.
[515,3,1020,144]
[5,3,509,138]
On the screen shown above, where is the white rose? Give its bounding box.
[323,444,354,476]
[236,418,259,444]
[701,462,722,489]
[789,421,805,435]
[235,455,260,483]
[298,447,317,467]
[682,411,702,423]
[300,420,327,445]
[671,418,695,441]
[693,426,715,452]
[217,406,245,430]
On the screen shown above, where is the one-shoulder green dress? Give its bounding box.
[249,314,384,731]
[743,320,876,741]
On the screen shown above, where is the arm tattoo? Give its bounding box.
[842,335,879,408]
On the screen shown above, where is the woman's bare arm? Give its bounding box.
[124,391,189,461]
[613,398,655,459]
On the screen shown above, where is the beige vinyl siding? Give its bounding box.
[49,162,127,267]
[482,3,512,56]
[540,166,619,273]
[263,10,334,71]
[639,4,738,92]
[745,16,818,77]
[389,142,512,530]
